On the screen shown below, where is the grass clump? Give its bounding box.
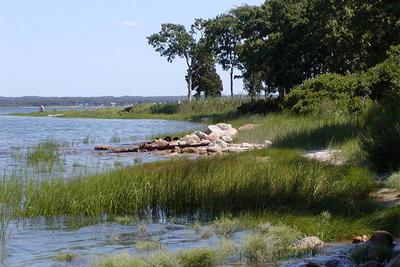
[212,216,240,237]
[135,240,162,251]
[240,225,301,264]
[54,252,77,262]
[94,253,146,267]
[177,248,218,267]
[26,141,63,165]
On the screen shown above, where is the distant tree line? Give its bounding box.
[148,0,399,101]
[0,96,184,107]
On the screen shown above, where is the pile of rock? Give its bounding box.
[94,123,271,156]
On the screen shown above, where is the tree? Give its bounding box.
[190,47,223,98]
[147,23,197,101]
[205,14,242,97]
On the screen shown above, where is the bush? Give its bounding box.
[360,92,400,172]
[284,73,368,117]
[357,45,400,101]
[237,99,282,115]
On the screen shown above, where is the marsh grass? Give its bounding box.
[9,149,375,219]
[233,113,360,150]
[54,252,77,262]
[240,224,302,264]
[25,141,66,173]
[135,240,162,251]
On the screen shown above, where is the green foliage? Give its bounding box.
[357,45,400,101]
[240,225,301,264]
[284,73,369,117]
[360,92,400,172]
[177,248,217,267]
[12,149,375,218]
[190,46,223,98]
[237,99,282,115]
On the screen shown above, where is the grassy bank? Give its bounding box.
[14,98,246,122]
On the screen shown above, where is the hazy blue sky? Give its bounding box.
[0,0,264,97]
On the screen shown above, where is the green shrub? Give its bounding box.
[360,92,400,172]
[284,73,368,117]
[237,99,282,115]
[357,45,400,101]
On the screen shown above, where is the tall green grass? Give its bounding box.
[1,149,374,219]
[233,113,359,150]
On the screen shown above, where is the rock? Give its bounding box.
[205,125,225,136]
[165,152,180,158]
[360,261,383,267]
[227,147,246,153]
[264,140,273,147]
[197,147,208,155]
[168,141,179,147]
[223,127,238,138]
[94,146,112,151]
[180,134,201,144]
[215,139,229,148]
[216,123,233,131]
[152,139,169,147]
[207,144,222,153]
[207,132,220,142]
[173,146,181,153]
[369,231,393,247]
[193,131,209,140]
[182,147,200,154]
[221,135,233,143]
[199,140,211,146]
[293,236,325,252]
[387,254,400,267]
[238,124,257,131]
[353,235,369,244]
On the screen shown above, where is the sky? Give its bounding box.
[0,0,264,97]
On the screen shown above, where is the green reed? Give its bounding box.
[16,149,375,218]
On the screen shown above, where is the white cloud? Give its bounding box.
[122,20,138,28]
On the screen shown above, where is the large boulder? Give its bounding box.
[205,125,225,136]
[205,124,238,138]
[369,231,393,248]
[207,132,220,142]
[180,134,201,145]
[387,254,400,267]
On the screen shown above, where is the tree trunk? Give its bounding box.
[188,74,192,102]
[230,67,234,98]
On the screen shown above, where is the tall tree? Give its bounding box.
[148,23,198,101]
[205,14,242,97]
[190,47,223,98]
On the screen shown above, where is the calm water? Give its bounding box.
[0,107,202,178]
[0,107,216,266]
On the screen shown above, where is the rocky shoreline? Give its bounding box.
[95,123,271,156]
[284,231,399,267]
